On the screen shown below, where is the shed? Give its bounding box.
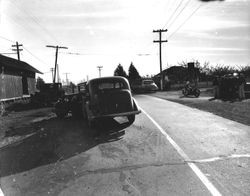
[0,54,42,100]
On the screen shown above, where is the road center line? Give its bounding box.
[141,107,222,196]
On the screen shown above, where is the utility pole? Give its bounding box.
[153,29,168,90]
[12,41,23,61]
[50,68,54,82]
[63,72,70,85]
[46,45,68,83]
[57,64,60,83]
[97,66,103,78]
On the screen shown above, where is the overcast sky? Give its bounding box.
[0,0,249,83]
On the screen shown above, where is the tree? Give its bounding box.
[210,65,236,76]
[239,65,250,77]
[114,64,127,78]
[177,60,188,67]
[36,77,45,90]
[128,62,141,80]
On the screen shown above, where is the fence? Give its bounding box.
[0,95,30,116]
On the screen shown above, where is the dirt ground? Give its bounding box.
[150,88,250,126]
[0,107,132,182]
[0,108,55,148]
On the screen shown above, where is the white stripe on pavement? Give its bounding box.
[141,108,222,196]
[0,187,4,196]
[192,154,250,163]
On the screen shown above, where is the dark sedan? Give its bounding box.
[83,76,141,127]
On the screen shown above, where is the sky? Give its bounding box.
[0,0,249,83]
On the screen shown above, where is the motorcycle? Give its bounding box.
[182,86,200,97]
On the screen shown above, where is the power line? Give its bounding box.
[9,0,59,44]
[167,0,193,29]
[163,0,185,28]
[3,3,57,46]
[60,52,154,56]
[22,45,48,66]
[130,1,174,57]
[0,36,16,55]
[0,52,16,55]
[3,13,50,45]
[0,35,48,66]
[168,3,203,39]
[0,35,15,43]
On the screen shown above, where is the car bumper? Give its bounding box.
[90,110,141,119]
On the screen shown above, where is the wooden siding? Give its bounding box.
[0,74,23,99]
[0,74,36,99]
[28,77,36,94]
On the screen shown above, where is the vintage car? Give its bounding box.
[130,79,158,93]
[141,79,158,92]
[82,76,141,126]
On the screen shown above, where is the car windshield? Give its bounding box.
[98,82,124,90]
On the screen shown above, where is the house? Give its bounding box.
[153,66,189,89]
[0,54,42,100]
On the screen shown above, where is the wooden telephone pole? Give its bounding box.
[153,29,168,90]
[12,42,23,61]
[63,72,70,85]
[97,66,103,78]
[46,45,68,83]
[50,68,54,82]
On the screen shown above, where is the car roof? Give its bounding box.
[88,76,127,84]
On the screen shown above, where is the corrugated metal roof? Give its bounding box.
[0,54,42,74]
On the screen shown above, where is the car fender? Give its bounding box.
[132,98,139,111]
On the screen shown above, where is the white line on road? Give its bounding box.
[0,187,4,196]
[141,108,222,196]
[192,154,250,163]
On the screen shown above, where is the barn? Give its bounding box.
[0,54,42,100]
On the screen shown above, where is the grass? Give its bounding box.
[151,90,250,126]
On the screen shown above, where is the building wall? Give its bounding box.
[27,77,36,95]
[0,73,23,99]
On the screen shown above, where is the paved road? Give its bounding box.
[0,95,249,195]
[136,95,250,196]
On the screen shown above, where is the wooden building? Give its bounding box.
[0,54,42,100]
